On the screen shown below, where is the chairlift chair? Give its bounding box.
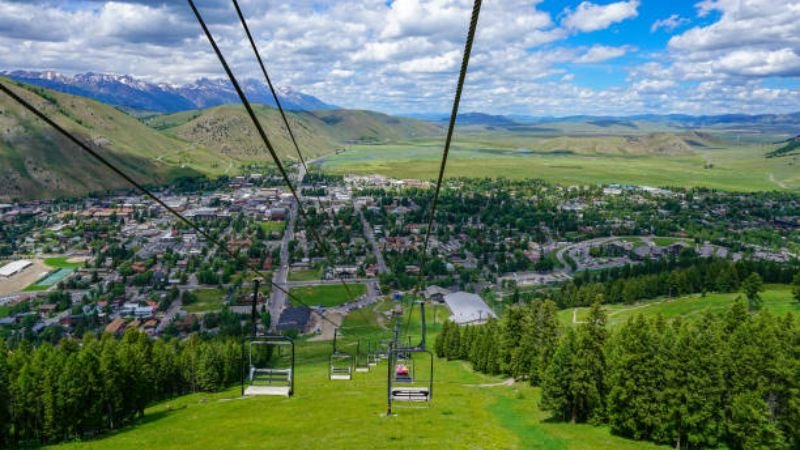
[355,340,370,372]
[329,328,354,380]
[242,335,295,397]
[387,302,434,413]
[367,341,379,367]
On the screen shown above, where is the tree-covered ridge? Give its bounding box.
[436,300,800,449]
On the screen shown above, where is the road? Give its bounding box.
[356,205,388,274]
[268,164,306,331]
[285,278,374,287]
[157,297,183,333]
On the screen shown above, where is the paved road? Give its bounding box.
[356,205,388,274]
[157,297,183,333]
[269,165,305,331]
[285,278,374,287]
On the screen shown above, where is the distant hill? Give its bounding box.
[0,78,441,200]
[766,136,800,158]
[148,107,442,160]
[0,70,338,114]
[530,132,701,156]
[406,111,800,135]
[0,77,231,201]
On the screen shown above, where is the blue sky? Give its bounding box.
[0,0,798,116]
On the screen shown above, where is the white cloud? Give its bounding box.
[562,0,640,33]
[0,0,798,116]
[575,45,630,63]
[666,0,800,78]
[650,14,689,33]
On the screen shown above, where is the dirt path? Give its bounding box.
[308,312,343,341]
[464,378,515,388]
[769,173,787,189]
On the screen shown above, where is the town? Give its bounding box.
[1,169,798,343]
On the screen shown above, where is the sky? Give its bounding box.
[0,0,799,116]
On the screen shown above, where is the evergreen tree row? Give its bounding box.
[551,257,798,308]
[436,300,800,449]
[0,330,243,447]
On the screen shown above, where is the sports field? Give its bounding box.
[289,284,368,308]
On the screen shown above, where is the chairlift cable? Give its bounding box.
[231,0,307,173]
[231,0,346,259]
[0,81,341,329]
[189,0,358,305]
[406,0,482,338]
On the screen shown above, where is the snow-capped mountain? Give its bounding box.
[1,70,337,113]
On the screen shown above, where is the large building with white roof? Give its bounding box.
[443,291,497,325]
[0,260,33,278]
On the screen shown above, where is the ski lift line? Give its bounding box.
[237,0,338,241]
[231,0,307,173]
[413,0,482,301]
[189,0,359,305]
[0,82,342,330]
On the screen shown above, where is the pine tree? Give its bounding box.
[534,300,560,385]
[435,320,449,358]
[724,311,790,450]
[0,340,10,447]
[570,300,607,423]
[792,272,800,304]
[541,328,576,421]
[500,306,525,376]
[741,272,763,311]
[663,315,724,449]
[607,314,666,441]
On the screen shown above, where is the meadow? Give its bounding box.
[50,300,669,450]
[318,135,800,192]
[289,283,368,308]
[287,268,322,282]
[558,284,798,327]
[183,288,227,313]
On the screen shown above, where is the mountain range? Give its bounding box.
[408,111,800,134]
[0,70,337,114]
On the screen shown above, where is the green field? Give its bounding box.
[183,288,227,313]
[289,284,367,308]
[288,268,322,282]
[318,138,800,192]
[50,302,667,450]
[651,237,688,247]
[260,221,286,234]
[559,284,798,327]
[43,257,84,269]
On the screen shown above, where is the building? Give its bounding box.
[0,260,32,278]
[423,285,450,303]
[443,292,497,325]
[104,318,127,336]
[277,307,311,333]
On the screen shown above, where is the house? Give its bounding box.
[104,318,127,336]
[423,285,450,303]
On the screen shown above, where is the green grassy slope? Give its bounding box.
[50,302,667,450]
[0,77,232,201]
[559,285,799,327]
[148,106,442,162]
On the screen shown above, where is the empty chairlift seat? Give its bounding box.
[243,336,294,397]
